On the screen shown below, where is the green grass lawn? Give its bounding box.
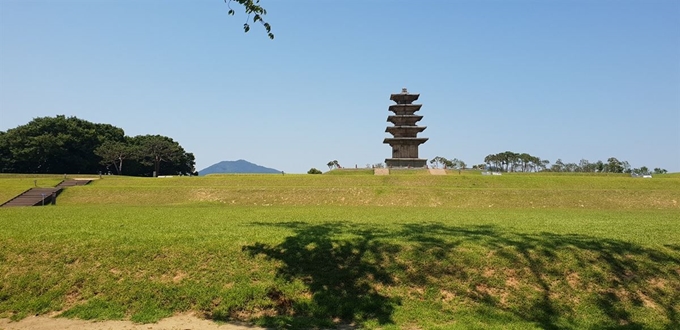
[0,173,678,329]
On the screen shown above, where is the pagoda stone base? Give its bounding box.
[385,158,428,168]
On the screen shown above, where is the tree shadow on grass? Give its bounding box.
[394,223,680,330]
[242,222,399,328]
[240,221,680,329]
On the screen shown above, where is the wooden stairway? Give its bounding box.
[0,179,92,207]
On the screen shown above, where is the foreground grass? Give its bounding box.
[1,204,679,329]
[1,173,679,328]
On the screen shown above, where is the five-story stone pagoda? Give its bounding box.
[384,88,428,168]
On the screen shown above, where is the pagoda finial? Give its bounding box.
[401,87,408,94]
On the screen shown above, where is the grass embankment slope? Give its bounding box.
[0,172,679,329]
[0,176,63,205]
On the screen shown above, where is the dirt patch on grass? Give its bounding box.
[505,276,520,288]
[440,289,456,302]
[566,272,580,289]
[0,314,263,330]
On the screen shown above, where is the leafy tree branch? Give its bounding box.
[226,0,274,39]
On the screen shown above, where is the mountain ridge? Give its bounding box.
[199,159,281,175]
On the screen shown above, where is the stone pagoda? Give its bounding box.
[383,88,428,168]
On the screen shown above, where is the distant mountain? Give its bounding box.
[198,159,281,175]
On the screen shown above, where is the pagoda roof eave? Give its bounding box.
[390,94,420,99]
[385,126,427,132]
[387,115,423,119]
[389,104,422,109]
[383,137,429,145]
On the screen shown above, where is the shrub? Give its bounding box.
[307,168,322,174]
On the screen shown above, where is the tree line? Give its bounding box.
[0,116,196,176]
[430,151,667,175]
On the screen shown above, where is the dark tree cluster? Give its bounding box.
[0,116,196,176]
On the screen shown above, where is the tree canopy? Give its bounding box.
[0,116,196,176]
[0,116,124,174]
[132,135,195,177]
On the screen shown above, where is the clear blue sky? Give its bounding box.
[1,0,679,173]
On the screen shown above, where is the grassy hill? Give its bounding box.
[52,172,679,209]
[0,172,678,329]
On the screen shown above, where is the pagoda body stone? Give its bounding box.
[383,88,428,168]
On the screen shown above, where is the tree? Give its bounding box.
[484,154,502,172]
[0,131,14,172]
[639,166,650,175]
[131,135,192,176]
[95,140,132,175]
[518,153,532,172]
[578,159,597,172]
[499,151,519,172]
[226,0,274,39]
[164,151,197,176]
[622,161,631,173]
[551,159,565,172]
[605,157,624,173]
[528,156,542,172]
[564,162,578,172]
[307,168,322,174]
[430,156,449,169]
[541,159,550,172]
[325,160,341,170]
[447,158,466,170]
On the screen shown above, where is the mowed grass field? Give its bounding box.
[0,171,678,329]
